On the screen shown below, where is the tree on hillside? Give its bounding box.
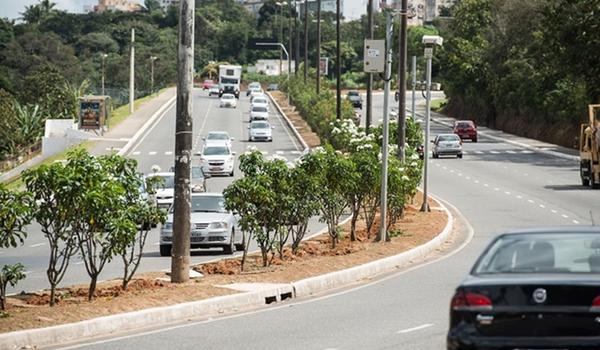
[21,66,75,119]
[21,0,57,25]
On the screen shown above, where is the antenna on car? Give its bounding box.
[590,211,596,226]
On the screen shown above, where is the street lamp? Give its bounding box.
[275,2,284,75]
[100,53,108,96]
[420,35,443,213]
[150,56,158,95]
[316,0,321,94]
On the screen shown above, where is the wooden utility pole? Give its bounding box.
[171,0,194,283]
[303,0,308,83]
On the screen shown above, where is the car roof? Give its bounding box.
[498,226,600,237]
[147,172,174,177]
[207,131,230,136]
[191,192,223,197]
[437,133,459,137]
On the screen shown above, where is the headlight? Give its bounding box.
[227,156,235,163]
[163,222,173,230]
[209,221,228,229]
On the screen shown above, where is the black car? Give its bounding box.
[448,227,600,350]
[346,90,363,109]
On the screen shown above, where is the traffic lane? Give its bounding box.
[423,117,595,225]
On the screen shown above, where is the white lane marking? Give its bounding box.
[516,195,522,199]
[442,166,447,170]
[132,151,141,156]
[261,151,268,155]
[474,180,479,184]
[449,170,455,173]
[149,151,157,155]
[524,173,529,176]
[504,191,511,195]
[483,184,489,187]
[539,204,546,208]
[573,220,580,224]
[24,270,33,275]
[505,150,516,154]
[271,97,302,151]
[551,209,558,214]
[75,261,85,265]
[457,173,462,177]
[521,150,534,154]
[105,147,121,152]
[397,323,434,334]
[493,187,499,191]
[465,176,471,180]
[474,150,484,154]
[528,199,535,204]
[165,151,173,156]
[562,214,569,219]
[489,150,500,154]
[194,98,214,151]
[29,243,45,248]
[276,151,284,155]
[291,151,301,155]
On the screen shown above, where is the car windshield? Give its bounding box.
[191,166,205,179]
[253,99,267,104]
[221,78,238,84]
[207,133,229,140]
[155,175,175,188]
[473,232,600,274]
[252,106,267,113]
[438,135,460,142]
[191,195,227,213]
[348,91,359,96]
[456,122,472,128]
[251,122,269,129]
[203,146,230,156]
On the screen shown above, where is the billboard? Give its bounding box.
[79,96,109,131]
[319,57,329,75]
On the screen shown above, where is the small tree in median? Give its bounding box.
[0,263,26,311]
[0,184,33,248]
[23,161,79,306]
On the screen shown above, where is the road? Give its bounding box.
[61,91,600,350]
[1,89,324,293]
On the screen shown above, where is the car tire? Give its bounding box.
[223,230,235,255]
[433,152,438,159]
[230,170,234,177]
[457,154,463,159]
[235,232,245,251]
[472,137,478,142]
[159,244,172,257]
[581,163,591,187]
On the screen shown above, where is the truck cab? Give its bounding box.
[218,65,242,99]
[579,104,600,188]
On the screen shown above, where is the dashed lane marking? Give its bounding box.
[149,151,157,155]
[397,323,434,334]
[29,243,45,248]
[132,151,141,156]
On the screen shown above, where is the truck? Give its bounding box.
[579,104,600,188]
[218,65,242,99]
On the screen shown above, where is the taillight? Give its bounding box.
[451,290,492,310]
[591,296,600,310]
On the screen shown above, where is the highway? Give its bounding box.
[1,89,324,293]
[61,91,600,350]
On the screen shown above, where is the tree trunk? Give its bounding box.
[350,204,359,242]
[122,259,130,290]
[88,275,97,301]
[0,284,5,311]
[49,283,56,306]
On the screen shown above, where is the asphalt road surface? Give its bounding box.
[1,89,327,293]
[61,92,600,350]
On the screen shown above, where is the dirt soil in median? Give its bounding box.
[0,196,446,334]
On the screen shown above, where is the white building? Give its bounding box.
[254,59,296,76]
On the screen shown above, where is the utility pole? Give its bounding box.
[150,56,157,95]
[378,11,393,243]
[303,0,308,83]
[335,0,341,119]
[129,28,135,114]
[171,0,194,283]
[316,0,321,94]
[411,55,416,120]
[278,3,283,75]
[294,0,300,75]
[288,0,293,77]
[101,53,107,96]
[397,0,408,161]
[366,0,373,133]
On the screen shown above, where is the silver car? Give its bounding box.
[432,133,463,158]
[159,193,244,256]
[249,105,269,121]
[248,120,274,142]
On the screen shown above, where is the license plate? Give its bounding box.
[210,166,223,171]
[191,231,204,237]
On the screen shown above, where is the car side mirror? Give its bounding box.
[202,137,206,141]
[230,137,235,141]
[195,152,202,156]
[232,151,237,156]
[271,126,275,129]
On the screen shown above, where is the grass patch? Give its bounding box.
[430,98,447,112]
[108,88,169,129]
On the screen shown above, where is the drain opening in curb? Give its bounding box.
[265,296,277,304]
[280,292,292,301]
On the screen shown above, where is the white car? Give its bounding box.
[199,144,236,176]
[250,91,266,102]
[219,93,237,108]
[246,82,261,96]
[251,96,269,109]
[432,133,463,159]
[248,120,273,142]
[249,105,269,121]
[146,172,175,210]
[203,131,234,149]
[208,85,220,97]
[159,193,244,256]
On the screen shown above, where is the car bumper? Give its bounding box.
[249,135,272,141]
[220,103,236,108]
[203,163,234,175]
[456,132,476,139]
[448,332,600,350]
[161,229,230,248]
[435,148,462,155]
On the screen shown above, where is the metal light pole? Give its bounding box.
[366,0,373,133]
[420,35,443,213]
[172,0,195,283]
[378,11,393,243]
[303,0,308,83]
[335,0,341,119]
[150,56,157,95]
[294,0,300,75]
[100,53,108,96]
[397,0,408,161]
[129,28,135,114]
[411,55,416,120]
[276,2,284,75]
[316,0,321,94]
[288,0,293,77]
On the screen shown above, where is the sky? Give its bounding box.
[0,0,369,21]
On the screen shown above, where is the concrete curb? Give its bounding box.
[266,92,309,151]
[118,95,177,157]
[292,199,453,298]
[413,110,579,162]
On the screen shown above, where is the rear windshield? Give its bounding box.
[438,135,460,142]
[473,232,600,274]
[456,122,473,128]
[251,122,269,129]
[252,106,267,113]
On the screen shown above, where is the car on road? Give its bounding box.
[199,144,236,177]
[146,172,175,210]
[432,133,463,159]
[219,93,237,108]
[251,96,269,109]
[248,120,273,142]
[345,90,363,109]
[202,79,215,90]
[247,82,262,96]
[250,91,266,102]
[249,105,269,121]
[447,226,600,350]
[159,193,244,256]
[453,120,478,142]
[208,85,220,97]
[167,165,210,193]
[267,83,279,91]
[203,131,234,149]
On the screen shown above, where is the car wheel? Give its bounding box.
[235,232,246,251]
[230,170,234,177]
[159,244,172,257]
[223,230,235,255]
[457,154,463,159]
[581,163,590,186]
[472,137,478,142]
[433,152,438,159]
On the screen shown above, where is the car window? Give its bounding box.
[348,91,359,96]
[191,166,204,179]
[203,146,230,156]
[438,135,460,142]
[253,98,267,104]
[252,106,267,113]
[473,232,600,274]
[191,195,227,213]
[156,175,175,188]
[207,133,229,140]
[251,122,269,129]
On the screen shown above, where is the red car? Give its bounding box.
[452,120,478,142]
[202,79,215,90]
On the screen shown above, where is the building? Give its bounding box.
[253,59,296,76]
[381,0,457,25]
[158,0,179,11]
[94,0,142,13]
[241,0,345,18]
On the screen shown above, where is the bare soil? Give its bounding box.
[0,197,446,334]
